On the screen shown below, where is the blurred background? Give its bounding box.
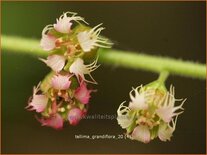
[1,1,206,154]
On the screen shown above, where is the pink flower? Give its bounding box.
[40,55,66,72]
[51,74,71,90]
[26,83,48,113]
[68,108,83,126]
[39,113,64,130]
[40,25,56,51]
[75,81,92,104]
[132,125,151,143]
[54,12,87,34]
[40,35,56,51]
[156,86,185,123]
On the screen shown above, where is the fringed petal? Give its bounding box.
[54,12,87,33]
[77,24,113,52]
[51,74,71,90]
[68,108,83,126]
[39,113,64,130]
[69,58,99,84]
[132,125,151,143]
[75,81,92,104]
[26,83,48,113]
[129,86,148,110]
[39,55,66,72]
[117,102,133,129]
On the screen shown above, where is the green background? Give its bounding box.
[2,1,206,153]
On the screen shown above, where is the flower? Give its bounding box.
[51,74,71,90]
[158,120,175,141]
[132,125,151,143]
[27,11,112,129]
[39,113,64,130]
[69,57,99,84]
[75,81,92,104]
[77,24,113,52]
[54,12,87,34]
[68,108,83,125]
[26,83,48,113]
[40,25,57,51]
[117,84,185,143]
[128,86,148,110]
[40,54,66,72]
[156,86,185,123]
[117,102,133,129]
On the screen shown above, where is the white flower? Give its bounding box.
[69,57,99,84]
[54,12,87,34]
[156,85,185,123]
[131,125,151,143]
[158,116,178,141]
[26,83,48,113]
[117,102,133,129]
[116,83,185,143]
[128,86,148,110]
[40,54,66,72]
[77,24,113,52]
[40,25,56,51]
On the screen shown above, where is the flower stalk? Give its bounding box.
[157,71,169,84]
[2,35,206,80]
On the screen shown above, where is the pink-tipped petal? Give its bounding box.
[68,108,83,125]
[77,24,113,52]
[156,106,174,123]
[54,14,72,33]
[75,82,92,104]
[158,124,173,141]
[40,35,56,51]
[28,94,48,113]
[40,55,66,72]
[69,58,99,84]
[51,74,71,90]
[40,114,63,130]
[26,84,48,113]
[132,125,151,143]
[129,87,148,110]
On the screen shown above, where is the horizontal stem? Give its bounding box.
[2,35,47,57]
[2,35,206,80]
[98,49,206,80]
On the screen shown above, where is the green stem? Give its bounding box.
[1,35,206,80]
[98,49,206,80]
[157,71,169,84]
